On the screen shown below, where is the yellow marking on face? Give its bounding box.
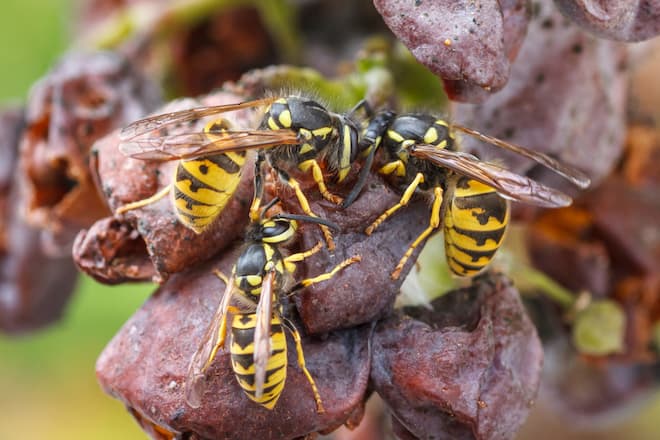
[424,127,438,144]
[278,109,292,128]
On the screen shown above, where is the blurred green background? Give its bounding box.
[0,3,149,439]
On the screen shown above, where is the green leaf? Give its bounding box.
[573,300,626,356]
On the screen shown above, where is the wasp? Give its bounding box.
[185,199,360,411]
[118,96,363,248]
[343,105,592,280]
[115,98,290,234]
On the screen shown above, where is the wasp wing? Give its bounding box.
[119,129,300,161]
[120,97,278,141]
[451,124,591,189]
[185,271,235,408]
[410,145,573,208]
[253,270,275,399]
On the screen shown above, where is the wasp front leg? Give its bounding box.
[276,167,336,250]
[284,254,361,295]
[298,159,344,205]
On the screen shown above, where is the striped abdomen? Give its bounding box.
[444,178,510,276]
[172,152,246,233]
[229,313,287,410]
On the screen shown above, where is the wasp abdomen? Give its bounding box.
[230,313,288,410]
[444,178,509,277]
[172,152,246,233]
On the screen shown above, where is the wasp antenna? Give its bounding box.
[259,197,281,220]
[272,213,340,231]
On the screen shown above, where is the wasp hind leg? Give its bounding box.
[281,316,325,413]
[391,186,444,280]
[115,184,172,215]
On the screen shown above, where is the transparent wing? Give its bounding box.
[120,97,277,141]
[253,270,275,399]
[410,145,573,208]
[451,124,591,189]
[119,129,300,161]
[185,272,235,408]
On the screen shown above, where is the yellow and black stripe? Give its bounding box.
[230,313,288,410]
[172,151,246,233]
[443,177,509,276]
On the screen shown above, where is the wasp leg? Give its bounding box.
[204,270,240,371]
[365,170,424,235]
[347,99,373,119]
[284,241,324,268]
[281,317,325,413]
[115,183,172,215]
[213,269,230,285]
[391,186,444,280]
[285,255,361,295]
[277,168,335,250]
[299,159,344,205]
[249,151,267,222]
